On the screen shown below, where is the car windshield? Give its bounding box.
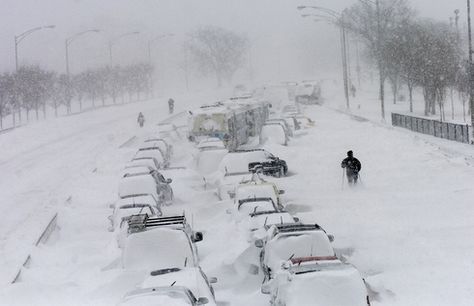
[282,267,367,306]
[265,232,334,268]
[120,288,193,306]
[238,200,276,215]
[123,228,194,270]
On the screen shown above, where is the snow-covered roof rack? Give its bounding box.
[272,223,323,233]
[127,214,187,234]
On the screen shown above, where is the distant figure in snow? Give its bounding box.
[168,98,175,114]
[350,84,357,98]
[137,112,145,127]
[341,150,361,185]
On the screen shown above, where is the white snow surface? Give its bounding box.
[0,86,474,305]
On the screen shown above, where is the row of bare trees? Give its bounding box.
[0,63,153,129]
[344,0,468,121]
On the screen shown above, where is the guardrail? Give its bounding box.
[391,113,471,144]
[11,213,58,284]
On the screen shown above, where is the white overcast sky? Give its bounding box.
[0,0,469,82]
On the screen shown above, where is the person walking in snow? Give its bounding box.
[341,150,361,185]
[137,112,145,127]
[168,98,175,114]
[350,84,357,98]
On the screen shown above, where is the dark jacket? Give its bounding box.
[341,157,361,174]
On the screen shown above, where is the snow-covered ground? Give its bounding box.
[1,84,474,305]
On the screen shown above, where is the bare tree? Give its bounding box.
[185,25,248,87]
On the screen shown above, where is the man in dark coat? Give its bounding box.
[341,150,361,185]
[168,98,175,114]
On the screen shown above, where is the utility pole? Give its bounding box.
[467,0,474,143]
[375,0,385,120]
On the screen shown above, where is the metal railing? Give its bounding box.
[391,113,470,144]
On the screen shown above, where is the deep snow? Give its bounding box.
[0,85,474,305]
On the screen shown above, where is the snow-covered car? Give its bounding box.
[232,197,281,221]
[125,157,161,172]
[118,286,210,306]
[118,174,160,204]
[197,137,226,151]
[141,267,217,306]
[266,119,293,137]
[136,145,169,168]
[281,105,299,116]
[245,150,288,177]
[262,257,370,306]
[122,214,203,271]
[295,115,315,129]
[255,223,335,282]
[216,171,253,201]
[120,170,173,205]
[223,149,287,177]
[245,210,298,233]
[108,195,161,231]
[260,123,289,146]
[134,149,166,169]
[157,123,180,140]
[233,181,285,208]
[216,149,287,199]
[195,148,228,175]
[143,138,173,161]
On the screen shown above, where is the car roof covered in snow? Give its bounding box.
[277,262,368,306]
[118,175,158,199]
[219,150,271,174]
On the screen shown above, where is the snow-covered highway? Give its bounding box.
[1,90,474,306]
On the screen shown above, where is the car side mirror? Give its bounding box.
[107,226,114,232]
[228,191,235,198]
[255,239,264,248]
[193,232,203,242]
[109,204,115,209]
[166,178,172,184]
[226,208,232,215]
[107,215,113,221]
[278,190,285,195]
[293,217,300,222]
[196,297,209,305]
[209,277,218,284]
[261,283,271,294]
[328,234,335,242]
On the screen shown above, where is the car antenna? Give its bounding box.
[184,257,188,267]
[288,253,295,261]
[264,216,268,226]
[253,206,258,214]
[280,216,283,224]
[170,281,176,286]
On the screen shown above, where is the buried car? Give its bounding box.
[141,267,217,306]
[122,214,203,271]
[233,181,285,208]
[262,257,370,306]
[260,123,289,146]
[118,286,210,306]
[255,223,335,282]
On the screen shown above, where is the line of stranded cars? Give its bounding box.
[190,97,370,305]
[108,128,218,305]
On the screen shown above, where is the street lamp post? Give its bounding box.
[299,6,351,109]
[147,34,174,63]
[14,25,55,71]
[467,0,474,143]
[65,29,100,76]
[109,31,140,65]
